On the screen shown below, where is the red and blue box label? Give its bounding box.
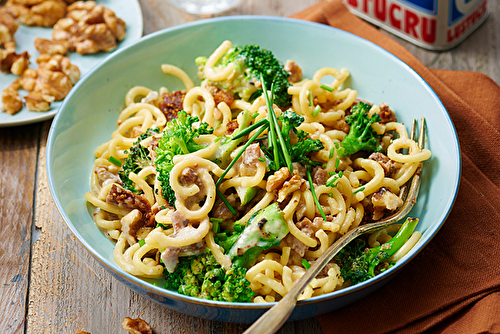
[343,0,489,50]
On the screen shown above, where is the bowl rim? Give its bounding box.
[46,15,462,309]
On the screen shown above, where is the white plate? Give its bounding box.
[0,0,143,127]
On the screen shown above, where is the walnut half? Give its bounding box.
[52,1,127,55]
[1,82,23,115]
[0,7,19,50]
[4,54,81,113]
[34,37,69,56]
[122,317,153,334]
[0,49,30,75]
[5,0,67,27]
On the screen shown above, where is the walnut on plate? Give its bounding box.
[34,37,69,55]
[52,1,126,55]
[0,8,28,76]
[0,7,31,76]
[21,54,80,111]
[0,8,19,51]
[0,49,30,75]
[1,54,80,113]
[5,0,67,27]
[1,80,23,115]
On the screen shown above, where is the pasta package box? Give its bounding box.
[342,0,489,50]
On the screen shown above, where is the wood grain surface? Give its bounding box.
[0,0,499,333]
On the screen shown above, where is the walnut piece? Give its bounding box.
[277,174,305,202]
[371,187,403,220]
[52,1,126,55]
[266,167,291,192]
[24,91,53,112]
[0,8,19,50]
[284,60,303,83]
[34,37,69,55]
[19,68,37,91]
[0,49,30,75]
[31,59,74,101]
[37,54,80,85]
[0,8,30,75]
[122,317,153,334]
[10,54,80,112]
[1,82,23,115]
[5,0,67,27]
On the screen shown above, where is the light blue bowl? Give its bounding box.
[47,16,461,323]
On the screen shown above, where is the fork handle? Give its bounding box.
[243,228,364,334]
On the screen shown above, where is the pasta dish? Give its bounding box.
[84,40,431,303]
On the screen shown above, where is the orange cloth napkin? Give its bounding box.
[291,1,500,333]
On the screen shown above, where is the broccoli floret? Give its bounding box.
[216,229,242,254]
[278,110,324,169]
[290,129,324,168]
[221,265,255,302]
[336,217,419,285]
[337,102,382,158]
[155,111,213,206]
[279,109,303,136]
[119,128,159,193]
[200,267,225,299]
[198,44,291,108]
[225,203,289,269]
[164,251,254,302]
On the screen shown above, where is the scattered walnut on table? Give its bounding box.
[122,317,153,334]
[52,1,127,55]
[5,0,67,27]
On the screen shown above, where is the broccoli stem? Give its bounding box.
[225,203,289,269]
[340,217,419,284]
[365,218,418,275]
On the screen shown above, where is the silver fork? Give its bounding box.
[244,117,427,334]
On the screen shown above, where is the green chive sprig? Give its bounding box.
[231,118,269,141]
[307,168,327,221]
[216,125,267,187]
[320,84,334,92]
[215,188,237,216]
[261,75,293,173]
[108,156,122,167]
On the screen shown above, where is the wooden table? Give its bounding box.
[1,1,499,333]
